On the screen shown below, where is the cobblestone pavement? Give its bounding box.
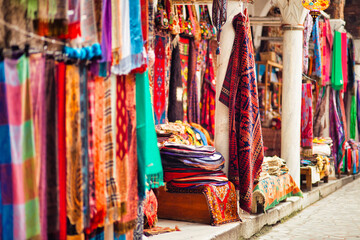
[257,178,360,240]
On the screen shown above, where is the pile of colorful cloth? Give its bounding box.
[343,140,360,174]
[256,156,289,181]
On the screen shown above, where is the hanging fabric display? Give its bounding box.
[219,11,264,213]
[301,83,314,151]
[303,14,313,74]
[332,31,344,91]
[312,18,322,79]
[188,38,200,124]
[313,86,327,137]
[179,37,190,122]
[321,19,333,86]
[350,95,357,140]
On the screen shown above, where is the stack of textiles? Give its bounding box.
[156,121,214,147]
[161,143,227,188]
[312,137,333,156]
[256,156,289,181]
[343,140,360,174]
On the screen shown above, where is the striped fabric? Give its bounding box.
[0,55,41,239]
[104,76,121,222]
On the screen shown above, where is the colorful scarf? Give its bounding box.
[188,38,200,124]
[200,41,216,137]
[313,86,327,137]
[104,76,121,222]
[303,14,313,74]
[347,38,356,90]
[358,81,360,137]
[29,53,47,240]
[79,64,90,230]
[168,44,184,122]
[45,57,59,238]
[219,12,264,213]
[153,32,168,124]
[212,0,227,48]
[332,31,344,90]
[66,0,81,39]
[56,62,67,240]
[3,55,41,239]
[115,74,138,235]
[179,37,190,122]
[136,71,164,198]
[81,0,98,44]
[112,0,122,60]
[65,65,83,235]
[112,0,145,75]
[93,76,106,228]
[301,83,313,149]
[350,95,357,140]
[322,19,333,86]
[341,32,348,91]
[312,18,322,79]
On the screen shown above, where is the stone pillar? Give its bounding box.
[274,0,308,187]
[215,1,243,175]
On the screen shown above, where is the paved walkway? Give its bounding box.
[257,177,360,240]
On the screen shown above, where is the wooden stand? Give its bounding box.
[156,187,211,224]
[300,167,329,191]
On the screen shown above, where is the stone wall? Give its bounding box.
[344,0,360,39]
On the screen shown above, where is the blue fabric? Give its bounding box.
[114,234,126,240]
[63,43,102,60]
[191,127,208,145]
[312,18,322,78]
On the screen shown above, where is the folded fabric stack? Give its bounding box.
[257,156,289,181]
[312,137,333,156]
[160,143,227,188]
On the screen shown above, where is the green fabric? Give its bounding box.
[350,95,357,140]
[136,71,164,198]
[331,31,344,90]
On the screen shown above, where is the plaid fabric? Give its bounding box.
[0,55,41,239]
[104,76,121,221]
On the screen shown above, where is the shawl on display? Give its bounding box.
[313,86,327,137]
[329,89,345,173]
[212,0,227,51]
[45,57,59,238]
[322,19,333,86]
[331,31,344,90]
[301,83,313,149]
[112,0,145,75]
[168,44,184,122]
[66,0,82,39]
[303,14,313,74]
[2,55,41,239]
[56,62,67,239]
[81,0,98,44]
[341,33,348,91]
[65,65,83,235]
[29,54,47,240]
[312,18,322,79]
[200,41,216,137]
[36,0,68,37]
[188,38,200,124]
[115,74,138,235]
[80,65,90,230]
[350,95,357,140]
[179,37,190,122]
[99,0,112,76]
[136,71,164,199]
[347,38,356,90]
[219,12,264,213]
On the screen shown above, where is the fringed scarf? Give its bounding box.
[200,41,216,137]
[65,65,83,235]
[4,55,41,239]
[188,38,200,124]
[312,18,322,79]
[29,53,47,240]
[168,44,184,122]
[218,12,264,213]
[56,62,67,240]
[115,74,138,235]
[136,71,164,199]
[45,57,59,238]
[301,83,313,150]
[212,0,227,53]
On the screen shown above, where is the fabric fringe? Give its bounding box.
[171,34,179,48]
[111,52,145,75]
[147,172,164,190]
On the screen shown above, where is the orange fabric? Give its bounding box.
[93,76,106,228]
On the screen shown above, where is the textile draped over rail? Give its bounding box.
[219,10,264,213]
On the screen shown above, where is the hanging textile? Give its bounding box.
[66,0,82,39]
[331,31,344,91]
[136,71,164,199]
[3,55,41,239]
[168,44,184,122]
[45,57,59,238]
[341,32,348,91]
[56,62,67,240]
[29,53,47,240]
[313,86,327,137]
[358,82,360,137]
[65,65,83,235]
[179,37,190,122]
[111,0,122,61]
[153,32,168,124]
[112,0,145,75]
[347,38,356,90]
[99,0,112,77]
[218,12,264,213]
[115,74,138,235]
[188,38,200,124]
[93,76,106,229]
[133,199,145,240]
[321,19,333,86]
[350,95,357,140]
[79,64,90,231]
[303,14,313,74]
[312,18,322,79]
[301,83,314,150]
[104,76,121,223]
[81,0,98,44]
[200,41,216,137]
[212,0,227,53]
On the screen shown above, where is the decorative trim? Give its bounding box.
[282,25,304,31]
